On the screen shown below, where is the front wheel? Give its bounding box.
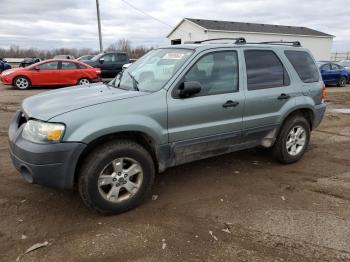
[272,114,310,164]
[14,76,31,90]
[78,140,155,214]
[337,76,347,87]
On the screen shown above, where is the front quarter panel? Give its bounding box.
[49,89,168,145]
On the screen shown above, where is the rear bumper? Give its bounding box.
[9,111,86,189]
[313,103,326,129]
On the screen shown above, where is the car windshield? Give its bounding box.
[91,53,103,61]
[339,61,350,67]
[109,48,193,92]
[316,62,327,68]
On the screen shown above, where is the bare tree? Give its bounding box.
[0,38,154,60]
[107,39,153,58]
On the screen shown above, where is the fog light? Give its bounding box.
[20,166,34,184]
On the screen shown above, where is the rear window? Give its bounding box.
[61,62,78,69]
[284,51,319,83]
[245,50,290,90]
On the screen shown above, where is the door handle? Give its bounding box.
[222,100,239,108]
[278,93,290,100]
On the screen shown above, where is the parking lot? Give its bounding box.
[0,83,349,261]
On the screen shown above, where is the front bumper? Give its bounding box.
[0,74,12,85]
[313,103,326,129]
[9,111,86,189]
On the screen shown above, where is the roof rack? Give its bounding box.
[251,41,302,47]
[192,37,246,44]
[183,38,301,47]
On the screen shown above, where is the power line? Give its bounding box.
[120,0,190,35]
[120,0,174,29]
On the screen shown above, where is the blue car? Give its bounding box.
[0,59,11,73]
[317,61,348,87]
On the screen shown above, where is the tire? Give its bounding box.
[271,114,310,164]
[77,78,91,85]
[337,76,347,87]
[14,76,31,90]
[78,140,155,214]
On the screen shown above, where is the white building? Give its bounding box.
[167,18,334,61]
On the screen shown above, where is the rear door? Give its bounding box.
[57,61,80,85]
[115,53,128,73]
[331,63,343,84]
[29,61,59,85]
[167,49,245,164]
[242,49,298,142]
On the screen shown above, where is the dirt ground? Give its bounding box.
[0,83,349,262]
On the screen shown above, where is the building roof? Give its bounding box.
[168,18,333,38]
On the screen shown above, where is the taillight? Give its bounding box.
[95,69,101,75]
[321,82,326,102]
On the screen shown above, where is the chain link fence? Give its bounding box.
[331,52,350,62]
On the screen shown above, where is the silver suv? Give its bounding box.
[9,38,326,214]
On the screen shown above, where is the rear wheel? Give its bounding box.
[272,114,310,164]
[78,78,90,85]
[78,140,155,214]
[14,76,31,90]
[337,76,347,87]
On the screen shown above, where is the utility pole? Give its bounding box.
[96,0,103,52]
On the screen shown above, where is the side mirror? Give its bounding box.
[99,58,105,64]
[178,81,202,98]
[34,66,40,70]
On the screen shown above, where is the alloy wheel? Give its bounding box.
[98,158,143,203]
[16,77,29,89]
[286,125,306,156]
[79,78,90,85]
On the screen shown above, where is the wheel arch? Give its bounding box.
[12,75,32,86]
[280,107,314,132]
[74,131,159,185]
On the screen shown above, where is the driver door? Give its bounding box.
[99,53,117,77]
[167,49,244,165]
[29,61,59,85]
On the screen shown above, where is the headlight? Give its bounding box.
[22,120,65,143]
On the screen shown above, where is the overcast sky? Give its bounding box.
[0,0,349,51]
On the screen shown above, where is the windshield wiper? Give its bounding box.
[127,72,139,91]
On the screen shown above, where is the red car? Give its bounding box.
[0,59,101,89]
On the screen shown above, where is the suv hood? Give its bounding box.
[22,83,146,121]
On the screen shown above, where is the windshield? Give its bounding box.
[316,62,327,68]
[339,61,350,67]
[91,53,103,61]
[109,48,193,92]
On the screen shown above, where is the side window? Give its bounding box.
[77,63,87,69]
[38,62,58,70]
[322,64,331,71]
[117,53,127,62]
[245,50,290,91]
[184,51,239,95]
[61,62,78,70]
[284,50,319,83]
[331,64,340,70]
[103,54,116,63]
